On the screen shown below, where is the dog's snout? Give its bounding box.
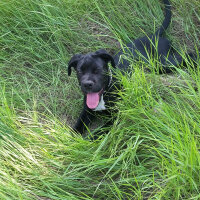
[83,81,94,90]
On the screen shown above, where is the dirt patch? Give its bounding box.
[171,19,195,51]
[37,197,52,200]
[80,16,120,54]
[170,5,200,52]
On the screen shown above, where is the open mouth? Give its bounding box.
[86,89,103,109]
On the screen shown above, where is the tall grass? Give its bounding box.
[0,0,200,199]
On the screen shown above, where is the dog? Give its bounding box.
[68,0,198,135]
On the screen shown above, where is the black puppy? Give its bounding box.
[68,0,197,135]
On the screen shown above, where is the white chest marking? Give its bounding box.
[94,95,106,111]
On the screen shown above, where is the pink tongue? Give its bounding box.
[86,92,100,109]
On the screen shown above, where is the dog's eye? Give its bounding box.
[79,66,86,74]
[77,68,83,74]
[93,69,99,74]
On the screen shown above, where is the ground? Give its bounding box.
[0,0,200,199]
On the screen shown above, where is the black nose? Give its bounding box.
[83,81,94,90]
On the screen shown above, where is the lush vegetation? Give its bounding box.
[0,0,200,199]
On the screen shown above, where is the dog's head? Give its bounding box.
[68,49,115,110]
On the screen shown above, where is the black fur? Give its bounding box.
[68,0,198,135]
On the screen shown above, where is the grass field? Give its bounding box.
[0,0,200,199]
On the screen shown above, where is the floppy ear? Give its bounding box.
[94,49,116,68]
[68,54,83,76]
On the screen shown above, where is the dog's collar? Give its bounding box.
[107,67,113,88]
[92,68,113,112]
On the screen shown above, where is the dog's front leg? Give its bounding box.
[73,108,94,134]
